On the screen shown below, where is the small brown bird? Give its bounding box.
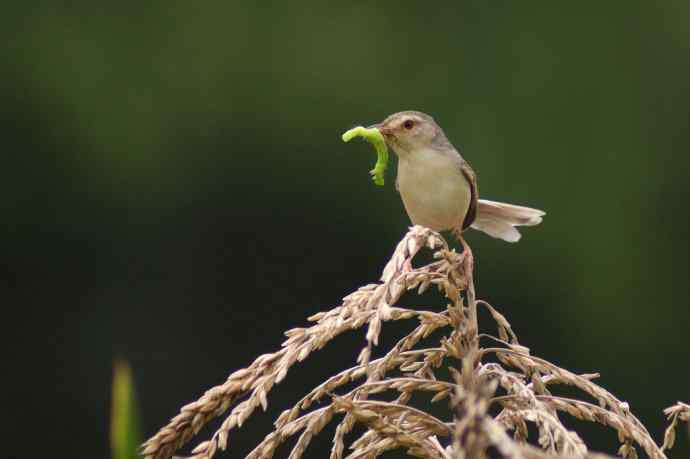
[371,111,544,242]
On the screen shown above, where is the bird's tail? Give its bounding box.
[470,199,545,243]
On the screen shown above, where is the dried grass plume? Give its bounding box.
[143,227,688,459]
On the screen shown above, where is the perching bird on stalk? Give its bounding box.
[370,111,544,243]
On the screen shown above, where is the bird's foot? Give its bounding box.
[451,228,475,275]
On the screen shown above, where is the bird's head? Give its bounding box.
[370,111,448,157]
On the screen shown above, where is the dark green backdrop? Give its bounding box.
[2,2,689,458]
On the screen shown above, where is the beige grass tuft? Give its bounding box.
[142,227,688,459]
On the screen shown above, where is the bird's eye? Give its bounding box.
[403,119,414,130]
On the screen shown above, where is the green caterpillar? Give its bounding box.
[342,126,389,186]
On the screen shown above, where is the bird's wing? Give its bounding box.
[460,160,478,229]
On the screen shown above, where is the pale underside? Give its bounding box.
[396,148,471,232]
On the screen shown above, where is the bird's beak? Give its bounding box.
[368,123,392,137]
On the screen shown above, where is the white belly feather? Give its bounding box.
[396,149,471,231]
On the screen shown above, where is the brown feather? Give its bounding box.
[460,160,478,229]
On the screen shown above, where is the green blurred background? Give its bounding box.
[3,1,689,458]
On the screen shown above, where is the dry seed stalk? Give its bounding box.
[143,226,687,459]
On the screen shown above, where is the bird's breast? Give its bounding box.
[396,150,471,231]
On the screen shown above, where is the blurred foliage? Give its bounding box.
[111,360,142,459]
[2,1,689,457]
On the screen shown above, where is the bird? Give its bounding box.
[370,110,544,243]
